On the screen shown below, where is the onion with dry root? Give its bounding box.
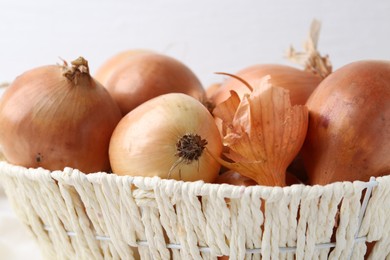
[96,51,207,116]
[0,57,122,173]
[109,93,222,182]
[213,76,308,186]
[302,60,390,185]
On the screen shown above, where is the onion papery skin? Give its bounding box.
[211,64,322,106]
[0,60,122,173]
[109,93,222,182]
[94,49,152,86]
[302,60,390,185]
[103,52,206,116]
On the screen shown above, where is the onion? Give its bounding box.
[214,170,257,186]
[286,171,303,185]
[204,82,221,112]
[97,52,206,115]
[94,49,152,86]
[211,64,322,107]
[0,57,122,173]
[302,60,390,185]
[206,82,221,99]
[109,93,222,182]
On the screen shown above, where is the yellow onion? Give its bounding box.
[109,93,222,182]
[0,57,122,173]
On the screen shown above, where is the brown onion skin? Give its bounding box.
[302,60,390,185]
[214,170,257,186]
[103,52,206,115]
[0,64,122,173]
[206,83,221,100]
[94,49,152,86]
[211,64,322,106]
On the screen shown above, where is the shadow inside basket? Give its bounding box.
[0,161,388,260]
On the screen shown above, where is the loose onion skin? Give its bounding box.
[109,93,222,182]
[94,49,152,86]
[211,64,322,106]
[0,57,122,173]
[100,52,206,115]
[302,60,390,185]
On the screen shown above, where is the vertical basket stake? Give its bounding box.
[348,176,378,260]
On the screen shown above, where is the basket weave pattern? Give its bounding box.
[0,161,390,260]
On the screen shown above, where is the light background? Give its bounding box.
[1,0,390,89]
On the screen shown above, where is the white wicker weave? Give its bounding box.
[0,161,389,260]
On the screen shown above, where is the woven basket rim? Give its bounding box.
[0,160,379,194]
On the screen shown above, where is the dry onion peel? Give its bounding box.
[286,19,332,79]
[0,82,9,89]
[213,76,308,186]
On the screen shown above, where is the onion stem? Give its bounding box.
[215,72,254,92]
[62,57,90,84]
[0,82,9,89]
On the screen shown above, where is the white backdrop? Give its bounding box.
[0,1,390,259]
[1,0,390,88]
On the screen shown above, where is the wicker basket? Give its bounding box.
[0,161,389,260]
